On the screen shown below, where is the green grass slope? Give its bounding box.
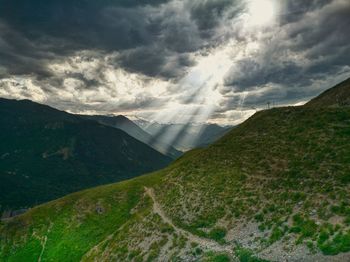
[1,82,350,261]
[0,98,172,213]
[306,78,350,107]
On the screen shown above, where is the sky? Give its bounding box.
[0,0,349,125]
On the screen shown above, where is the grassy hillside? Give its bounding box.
[1,84,350,261]
[0,98,171,213]
[306,78,350,107]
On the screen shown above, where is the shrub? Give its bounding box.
[235,247,269,262]
[209,227,227,242]
[318,230,330,244]
[318,231,350,255]
[254,213,264,222]
[269,226,284,244]
[204,251,230,262]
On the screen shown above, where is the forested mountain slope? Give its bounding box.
[0,98,171,213]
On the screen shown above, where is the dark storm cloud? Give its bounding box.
[222,0,350,108]
[188,0,246,43]
[116,47,195,79]
[0,22,55,78]
[189,0,235,31]
[0,0,167,78]
[280,0,332,24]
[0,0,223,80]
[224,59,304,91]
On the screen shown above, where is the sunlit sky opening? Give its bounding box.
[246,0,277,26]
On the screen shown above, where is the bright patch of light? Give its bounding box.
[246,0,276,27]
[48,52,171,114]
[142,42,239,149]
[0,78,46,102]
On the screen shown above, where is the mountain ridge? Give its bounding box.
[135,120,233,151]
[79,114,182,159]
[0,98,172,213]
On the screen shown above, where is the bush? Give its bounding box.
[318,230,330,244]
[300,220,318,238]
[235,247,269,262]
[254,213,264,222]
[318,231,350,255]
[269,226,284,243]
[204,251,230,262]
[291,214,318,238]
[209,227,227,242]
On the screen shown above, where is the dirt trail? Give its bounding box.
[144,187,234,255]
[38,236,47,262]
[38,223,52,262]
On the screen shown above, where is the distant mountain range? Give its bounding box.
[2,78,349,261]
[79,115,182,159]
[79,115,232,155]
[135,120,233,151]
[0,98,172,212]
